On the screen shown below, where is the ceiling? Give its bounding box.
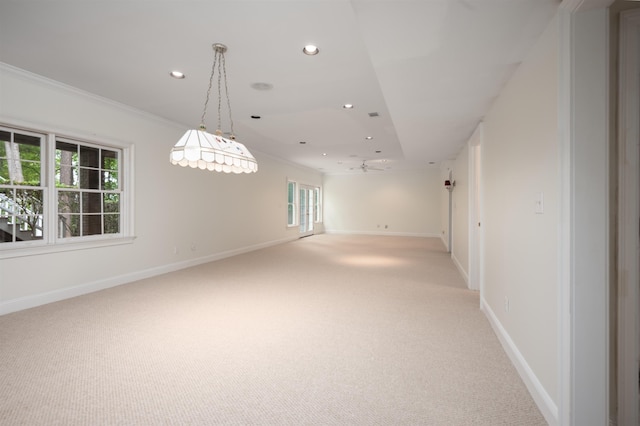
[0,0,559,174]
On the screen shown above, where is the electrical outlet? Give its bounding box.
[173,246,179,255]
[504,296,510,312]
[190,242,196,251]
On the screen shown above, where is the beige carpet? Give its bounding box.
[0,235,546,425]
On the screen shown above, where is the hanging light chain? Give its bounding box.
[216,49,223,134]
[198,43,234,136]
[200,47,219,129]
[221,52,235,137]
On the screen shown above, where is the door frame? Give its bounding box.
[617,9,640,425]
[298,184,315,237]
[468,123,483,293]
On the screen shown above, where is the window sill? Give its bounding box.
[0,236,136,259]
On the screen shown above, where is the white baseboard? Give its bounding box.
[451,252,469,287]
[324,229,441,238]
[440,234,449,251]
[0,236,297,316]
[481,297,558,426]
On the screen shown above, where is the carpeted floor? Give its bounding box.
[0,234,546,425]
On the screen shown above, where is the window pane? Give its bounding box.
[18,215,43,240]
[102,171,118,190]
[56,165,78,188]
[58,191,80,214]
[83,214,102,236]
[58,214,80,238]
[0,187,15,215]
[0,158,8,184]
[287,204,294,225]
[102,150,118,171]
[56,141,79,166]
[0,187,13,243]
[80,146,99,168]
[14,134,41,186]
[16,189,43,216]
[104,214,119,234]
[80,168,100,189]
[0,134,8,180]
[56,142,79,188]
[18,161,41,186]
[0,224,13,242]
[82,192,102,213]
[14,133,40,148]
[103,193,119,213]
[0,130,10,144]
[288,182,294,202]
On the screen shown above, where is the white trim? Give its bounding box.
[468,122,483,292]
[557,9,574,426]
[558,5,611,425]
[617,9,640,426]
[324,229,440,239]
[0,236,298,316]
[0,236,136,260]
[481,297,559,426]
[298,183,316,237]
[451,252,469,286]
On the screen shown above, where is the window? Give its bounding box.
[55,139,121,238]
[0,124,132,256]
[314,187,322,223]
[0,129,45,243]
[287,180,296,227]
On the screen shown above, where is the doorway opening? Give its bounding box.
[299,185,315,237]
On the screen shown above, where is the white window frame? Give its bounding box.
[0,121,135,259]
[313,186,323,223]
[287,179,297,227]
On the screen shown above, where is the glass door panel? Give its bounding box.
[299,185,314,236]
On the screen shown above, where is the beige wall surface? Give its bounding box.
[323,168,442,237]
[451,144,469,284]
[0,65,323,310]
[481,14,559,407]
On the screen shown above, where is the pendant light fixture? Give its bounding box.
[170,43,258,173]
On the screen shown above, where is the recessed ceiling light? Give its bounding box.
[299,141,307,145]
[343,104,354,109]
[365,136,373,140]
[303,45,319,55]
[251,115,261,119]
[322,153,327,156]
[375,150,382,153]
[169,70,185,79]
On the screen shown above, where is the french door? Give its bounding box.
[299,185,315,237]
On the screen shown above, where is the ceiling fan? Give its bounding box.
[350,160,384,173]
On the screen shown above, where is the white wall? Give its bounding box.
[480,14,559,423]
[440,162,452,250]
[323,168,441,237]
[451,145,469,284]
[0,64,323,313]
